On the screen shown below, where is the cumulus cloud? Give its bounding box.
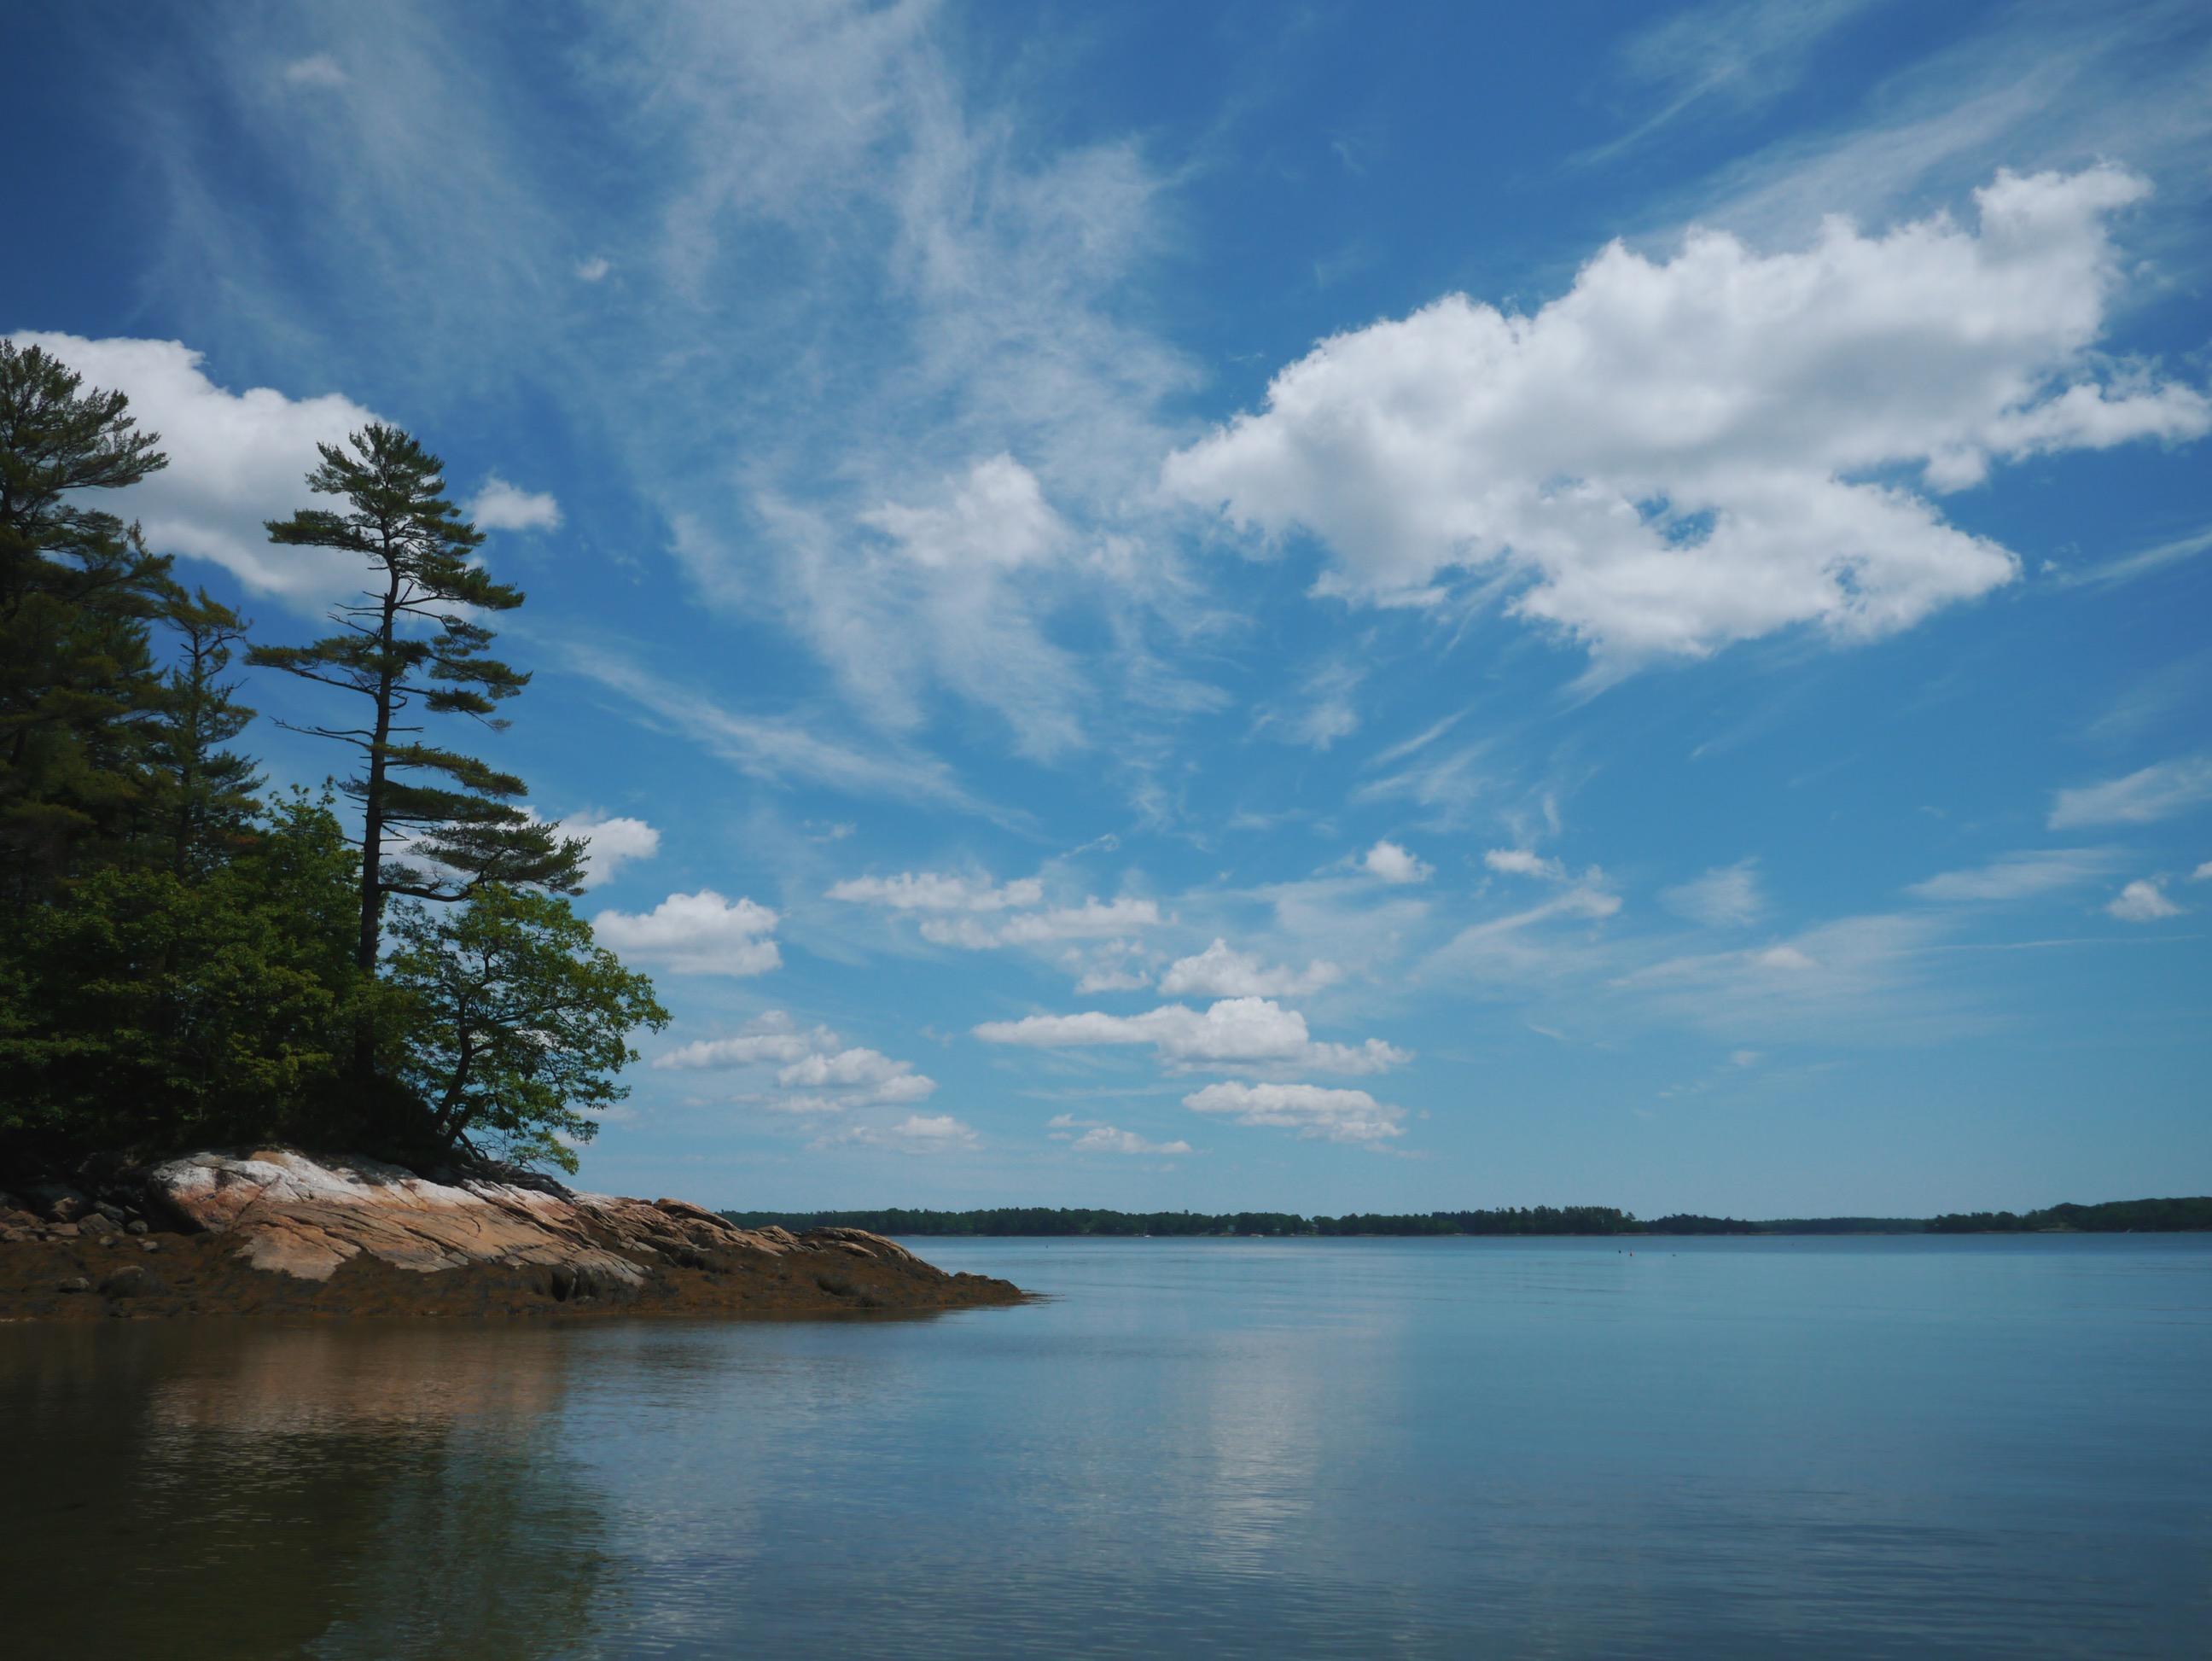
[469,475,562,533]
[828,870,1045,912]
[1362,840,1433,884]
[9,334,381,608]
[567,814,660,888]
[1165,168,2207,667]
[975,997,1407,1075]
[654,1012,935,1112]
[824,1114,980,1153]
[2196,862,2212,883]
[1159,939,1343,1000]
[652,1012,837,1071]
[1908,848,2118,901]
[1182,1081,1406,1145]
[575,256,611,283]
[591,890,779,976]
[776,1046,935,1105]
[2106,879,2182,923]
[2049,756,2212,828]
[1071,1126,1192,1156]
[1662,859,1766,927]
[1073,961,1151,994]
[861,453,1068,573]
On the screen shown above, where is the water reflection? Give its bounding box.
[1,1324,620,1659]
[4,1238,2209,1659]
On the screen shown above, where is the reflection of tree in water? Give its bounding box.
[0,1325,622,1659]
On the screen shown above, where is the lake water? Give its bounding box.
[3,1234,2209,1658]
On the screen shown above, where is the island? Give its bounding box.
[0,1150,1024,1323]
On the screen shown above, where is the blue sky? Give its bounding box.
[7,0,2209,1215]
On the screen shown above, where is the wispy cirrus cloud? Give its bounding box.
[2049,756,2212,828]
[1908,848,2121,902]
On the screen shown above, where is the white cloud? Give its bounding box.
[2049,756,2212,828]
[921,897,1162,949]
[9,334,381,609]
[655,1013,934,1112]
[469,475,562,533]
[2195,862,2212,883]
[1073,963,1150,994]
[1486,848,1566,881]
[861,452,1068,573]
[2106,879,2183,923]
[825,1113,981,1153]
[1071,1126,1192,1156]
[591,890,780,976]
[1908,848,2118,901]
[567,814,661,888]
[777,1046,934,1106]
[282,54,348,89]
[828,870,1045,912]
[1662,860,1766,927]
[975,997,1406,1075]
[1165,168,2207,668]
[576,256,611,283]
[1362,840,1433,884]
[1159,939,1343,1000]
[1182,1081,1406,1145]
[652,1013,838,1071]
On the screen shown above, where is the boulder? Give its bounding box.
[27,1185,90,1224]
[139,1150,939,1296]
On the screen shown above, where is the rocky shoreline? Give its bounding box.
[0,1150,1026,1323]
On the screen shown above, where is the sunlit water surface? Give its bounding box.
[4,1234,2209,1658]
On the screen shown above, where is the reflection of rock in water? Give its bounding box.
[0,1324,620,1658]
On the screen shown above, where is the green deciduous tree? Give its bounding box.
[0,791,364,1153]
[0,340,174,904]
[386,885,667,1173]
[247,423,585,1076]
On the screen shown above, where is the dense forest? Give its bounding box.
[0,341,664,1175]
[725,1201,2212,1237]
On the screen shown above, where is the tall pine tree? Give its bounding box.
[0,341,174,905]
[248,423,583,1077]
[149,589,262,879]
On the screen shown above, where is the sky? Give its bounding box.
[5,0,2209,1216]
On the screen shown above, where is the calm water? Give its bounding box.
[3,1235,2209,1658]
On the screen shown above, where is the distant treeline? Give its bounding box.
[723,1198,2212,1238]
[1924,1197,2212,1233]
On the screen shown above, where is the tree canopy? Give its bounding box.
[0,363,659,1175]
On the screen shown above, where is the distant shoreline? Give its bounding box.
[721,1197,2212,1239]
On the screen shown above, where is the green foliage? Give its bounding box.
[0,793,363,1152]
[385,885,667,1174]
[0,340,175,902]
[1927,1197,2212,1233]
[148,589,262,878]
[2,370,661,1176]
[247,424,585,989]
